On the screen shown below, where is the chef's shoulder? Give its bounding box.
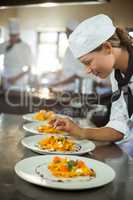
[18,41,31,50]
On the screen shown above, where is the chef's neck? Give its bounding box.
[113,47,129,73]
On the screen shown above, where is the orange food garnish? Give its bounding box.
[53,156,62,163]
[37,135,76,152]
[37,124,64,134]
[33,110,55,121]
[48,156,96,178]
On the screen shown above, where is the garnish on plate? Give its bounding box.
[37,135,79,152]
[48,156,96,178]
[37,124,64,134]
[33,110,55,121]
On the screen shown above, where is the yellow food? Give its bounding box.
[38,136,76,152]
[37,124,64,134]
[48,156,96,178]
[33,110,55,121]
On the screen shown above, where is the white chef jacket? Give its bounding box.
[60,48,93,92]
[0,40,34,90]
[105,70,133,142]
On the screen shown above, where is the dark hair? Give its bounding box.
[108,27,133,47]
[93,27,133,52]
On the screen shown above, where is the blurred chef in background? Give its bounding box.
[0,18,34,90]
[50,20,93,93]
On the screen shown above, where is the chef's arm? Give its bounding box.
[5,66,30,85]
[80,127,123,142]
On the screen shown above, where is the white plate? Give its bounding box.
[15,155,115,190]
[23,121,47,134]
[23,113,71,122]
[21,135,95,155]
[23,121,68,135]
[22,113,47,122]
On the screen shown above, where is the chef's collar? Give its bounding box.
[112,45,133,102]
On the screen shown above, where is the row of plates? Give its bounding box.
[14,112,116,190]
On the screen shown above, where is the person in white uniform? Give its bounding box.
[49,14,133,142]
[0,18,34,90]
[50,20,93,93]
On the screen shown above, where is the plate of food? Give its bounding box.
[22,110,55,122]
[23,122,67,135]
[21,135,95,155]
[15,155,115,190]
[23,110,71,122]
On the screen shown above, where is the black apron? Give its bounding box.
[112,45,133,118]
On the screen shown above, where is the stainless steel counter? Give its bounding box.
[0,114,133,200]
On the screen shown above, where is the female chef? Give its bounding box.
[49,14,133,142]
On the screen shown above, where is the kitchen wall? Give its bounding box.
[0,8,17,26]
[0,0,132,64]
[0,0,132,29]
[16,0,133,30]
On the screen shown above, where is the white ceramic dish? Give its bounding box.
[23,121,68,136]
[23,113,71,122]
[15,155,115,190]
[21,135,96,155]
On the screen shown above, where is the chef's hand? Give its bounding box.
[49,117,83,138]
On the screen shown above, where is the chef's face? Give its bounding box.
[79,42,115,79]
[10,33,20,44]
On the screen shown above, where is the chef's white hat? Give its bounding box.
[66,20,79,31]
[69,14,116,58]
[8,18,20,34]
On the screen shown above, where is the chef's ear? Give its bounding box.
[102,42,112,54]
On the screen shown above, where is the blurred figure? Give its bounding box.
[0,18,34,90]
[50,20,93,93]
